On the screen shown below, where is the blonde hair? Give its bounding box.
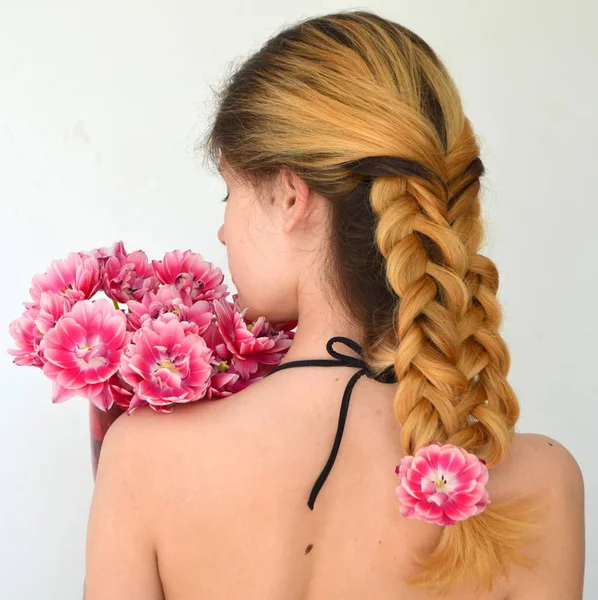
[199,9,539,593]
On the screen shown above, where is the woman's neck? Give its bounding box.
[280,298,365,364]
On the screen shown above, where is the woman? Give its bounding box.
[84,10,585,599]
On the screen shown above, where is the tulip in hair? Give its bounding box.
[395,442,490,526]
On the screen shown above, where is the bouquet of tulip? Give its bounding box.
[8,242,296,475]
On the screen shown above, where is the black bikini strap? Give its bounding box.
[267,335,397,510]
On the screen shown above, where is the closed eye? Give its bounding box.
[221,194,229,203]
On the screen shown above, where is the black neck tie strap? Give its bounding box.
[267,336,397,509]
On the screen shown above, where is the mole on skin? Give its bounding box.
[305,544,313,554]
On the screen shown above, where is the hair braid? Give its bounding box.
[369,168,471,454]
[365,126,538,591]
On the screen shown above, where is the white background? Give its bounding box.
[1,1,596,598]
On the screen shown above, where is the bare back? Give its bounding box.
[99,363,582,600]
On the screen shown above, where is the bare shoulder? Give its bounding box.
[507,432,582,476]
[98,402,208,481]
[492,433,585,599]
[511,432,583,473]
[98,385,269,507]
[101,390,256,475]
[103,396,227,451]
[491,432,584,500]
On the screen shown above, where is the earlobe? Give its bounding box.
[217,224,226,246]
[282,192,307,234]
[282,200,300,234]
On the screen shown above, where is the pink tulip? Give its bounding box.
[119,313,213,412]
[395,442,490,526]
[212,298,293,378]
[126,284,212,333]
[205,368,240,399]
[230,293,297,337]
[185,300,213,333]
[28,252,101,308]
[100,241,159,303]
[42,299,128,410]
[91,245,113,261]
[108,372,135,410]
[202,323,237,398]
[8,307,43,367]
[152,249,228,302]
[126,284,186,330]
[195,321,264,398]
[35,292,72,335]
[8,293,72,367]
[202,322,230,361]
[202,322,274,398]
[208,363,275,398]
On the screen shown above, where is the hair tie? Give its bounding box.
[395,442,490,526]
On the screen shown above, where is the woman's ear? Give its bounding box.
[280,168,312,234]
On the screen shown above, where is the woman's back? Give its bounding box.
[87,357,583,599]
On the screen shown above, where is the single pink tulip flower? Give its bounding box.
[152,249,228,302]
[42,298,127,410]
[8,307,43,367]
[119,313,213,413]
[28,252,100,308]
[395,442,490,526]
[126,284,212,333]
[100,241,159,303]
[212,298,293,378]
